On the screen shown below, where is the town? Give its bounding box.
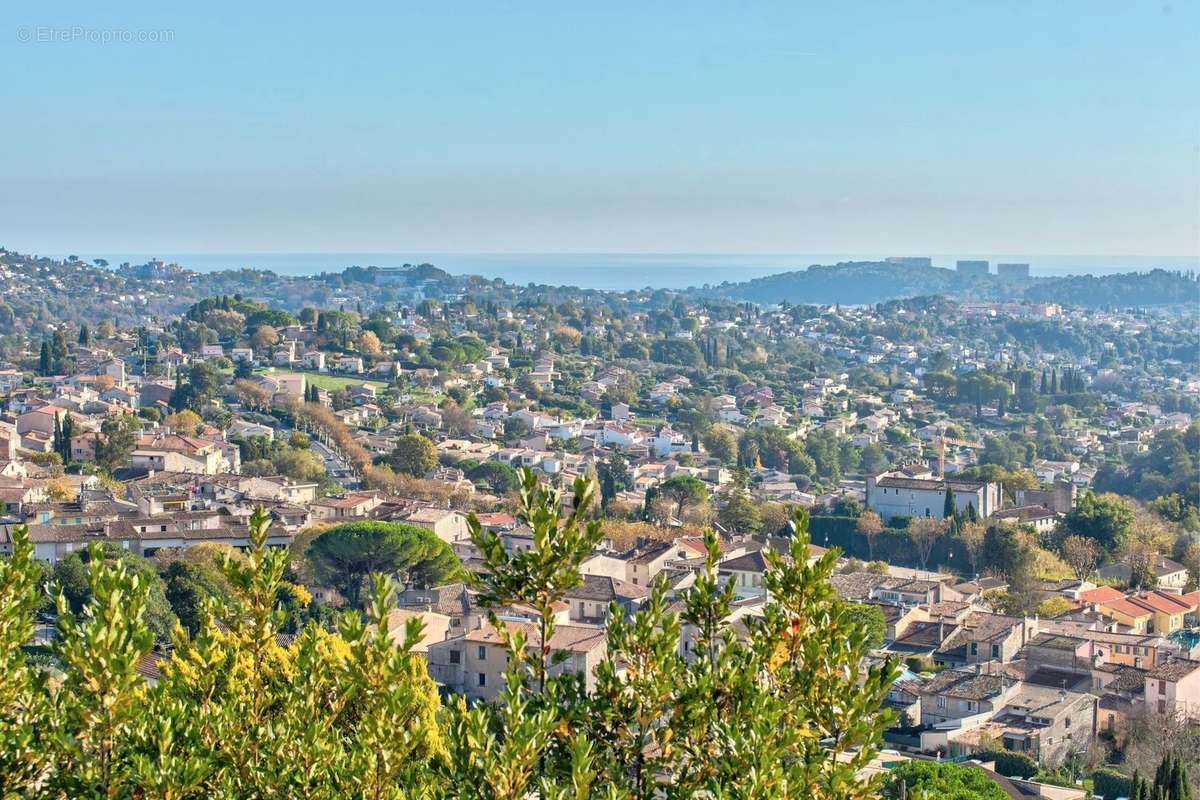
[0,249,1197,798]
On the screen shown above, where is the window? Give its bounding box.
[477,645,487,661]
[991,644,1000,658]
[936,696,947,710]
[966,700,976,712]
[1159,680,1166,695]
[477,673,486,687]
[970,643,978,656]
[449,650,461,665]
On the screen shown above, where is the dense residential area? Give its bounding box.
[1,251,1198,798]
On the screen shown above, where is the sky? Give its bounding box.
[1,1,1197,257]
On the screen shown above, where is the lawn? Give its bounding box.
[262,368,388,392]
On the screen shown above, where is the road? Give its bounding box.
[310,438,361,488]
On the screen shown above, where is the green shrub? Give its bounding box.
[1092,767,1131,800]
[975,749,1038,779]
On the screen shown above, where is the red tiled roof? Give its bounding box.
[1079,586,1124,605]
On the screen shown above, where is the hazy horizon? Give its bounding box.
[29,250,1200,291]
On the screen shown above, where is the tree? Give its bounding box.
[1058,492,1134,553]
[843,602,886,649]
[163,408,203,436]
[92,413,139,473]
[159,545,239,635]
[884,761,1008,799]
[387,433,438,477]
[907,517,945,571]
[982,523,1026,576]
[49,545,178,641]
[0,476,905,798]
[77,324,89,346]
[659,474,708,519]
[357,330,382,356]
[1061,535,1100,582]
[959,521,987,578]
[718,487,762,534]
[467,461,521,495]
[701,425,737,464]
[271,447,326,482]
[856,510,883,560]
[307,520,461,606]
[250,324,280,351]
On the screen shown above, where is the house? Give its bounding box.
[718,550,770,599]
[402,507,470,545]
[379,608,452,653]
[1145,659,1200,720]
[309,492,383,520]
[396,582,483,637]
[983,683,1097,762]
[338,355,364,374]
[563,574,647,624]
[865,471,1000,521]
[991,505,1058,536]
[425,621,607,703]
[131,435,226,475]
[1096,557,1190,590]
[918,669,1014,728]
[934,612,1031,667]
[1098,591,1194,635]
[618,538,679,587]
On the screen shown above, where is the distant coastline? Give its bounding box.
[40,252,1200,291]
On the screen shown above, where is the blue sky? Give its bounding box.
[2,2,1197,256]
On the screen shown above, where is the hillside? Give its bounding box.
[702,261,1198,308]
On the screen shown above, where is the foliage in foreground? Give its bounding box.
[0,468,898,799]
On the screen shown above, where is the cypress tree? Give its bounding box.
[1155,754,1172,792]
[60,413,75,462]
[39,340,51,376]
[1178,761,1194,800]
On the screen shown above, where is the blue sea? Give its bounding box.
[46,252,1200,291]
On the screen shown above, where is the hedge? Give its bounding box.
[974,750,1038,779]
[1092,767,1131,800]
[807,516,970,572]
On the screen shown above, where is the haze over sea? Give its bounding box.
[48,252,1200,292]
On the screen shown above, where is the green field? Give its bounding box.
[262,369,388,392]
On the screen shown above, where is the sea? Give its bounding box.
[46,252,1200,292]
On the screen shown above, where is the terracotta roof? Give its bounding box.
[1078,585,1125,605]
[1147,659,1200,682]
